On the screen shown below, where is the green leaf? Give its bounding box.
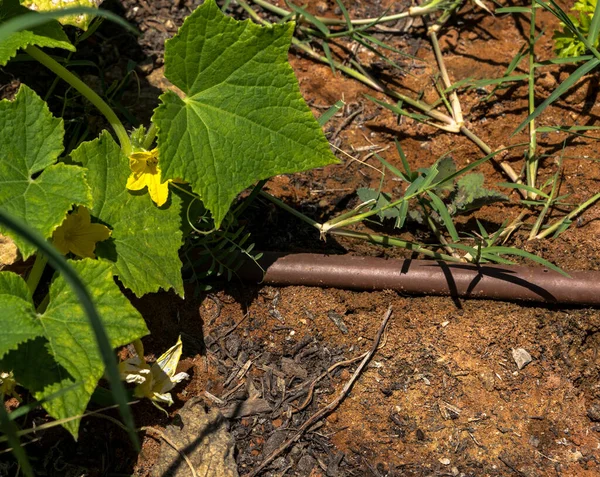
[154,0,338,227]
[0,271,42,358]
[427,191,459,242]
[71,132,184,297]
[0,0,74,66]
[0,259,149,438]
[431,156,456,192]
[20,0,102,30]
[0,85,92,259]
[449,173,508,214]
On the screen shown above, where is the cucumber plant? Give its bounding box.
[0,0,337,439]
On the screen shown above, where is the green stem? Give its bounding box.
[535,192,600,240]
[259,190,322,229]
[25,46,132,156]
[529,155,562,240]
[259,192,462,262]
[326,228,462,262]
[142,122,158,151]
[37,293,50,314]
[291,37,384,91]
[26,253,48,294]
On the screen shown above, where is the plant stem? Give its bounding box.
[429,30,463,126]
[142,122,157,151]
[535,192,600,240]
[25,46,132,156]
[526,0,538,199]
[259,191,462,262]
[291,38,384,91]
[529,155,562,240]
[26,253,48,294]
[327,228,462,262]
[259,190,322,230]
[249,0,442,26]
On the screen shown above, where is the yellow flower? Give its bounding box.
[126,148,171,207]
[52,206,111,259]
[118,336,188,412]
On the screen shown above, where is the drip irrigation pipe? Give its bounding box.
[237,253,600,306]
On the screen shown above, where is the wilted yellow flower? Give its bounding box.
[126,148,172,207]
[118,336,188,412]
[0,372,19,400]
[52,206,111,259]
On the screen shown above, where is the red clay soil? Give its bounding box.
[2,0,600,476]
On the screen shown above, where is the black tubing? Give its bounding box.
[237,253,600,305]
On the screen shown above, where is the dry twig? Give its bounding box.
[141,426,198,477]
[244,305,394,477]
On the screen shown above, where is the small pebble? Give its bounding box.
[512,348,533,370]
[439,458,451,465]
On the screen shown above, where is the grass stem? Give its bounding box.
[249,0,441,26]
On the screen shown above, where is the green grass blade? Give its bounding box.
[334,0,353,30]
[395,139,417,180]
[374,152,407,180]
[475,219,490,240]
[285,0,330,35]
[427,191,459,242]
[496,6,533,13]
[0,403,34,477]
[482,246,568,276]
[499,182,550,199]
[536,55,594,66]
[513,58,600,135]
[321,40,336,74]
[396,200,409,230]
[318,99,345,126]
[0,210,140,451]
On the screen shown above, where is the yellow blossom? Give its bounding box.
[118,336,188,412]
[126,148,172,207]
[52,206,111,259]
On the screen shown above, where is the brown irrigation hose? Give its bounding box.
[237,253,600,306]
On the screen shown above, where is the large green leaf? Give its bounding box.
[0,259,148,438]
[153,0,338,227]
[71,132,184,297]
[0,0,74,66]
[0,85,92,259]
[0,271,42,358]
[20,0,102,30]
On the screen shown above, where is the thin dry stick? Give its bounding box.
[293,351,369,412]
[329,106,364,141]
[244,305,394,477]
[142,426,198,477]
